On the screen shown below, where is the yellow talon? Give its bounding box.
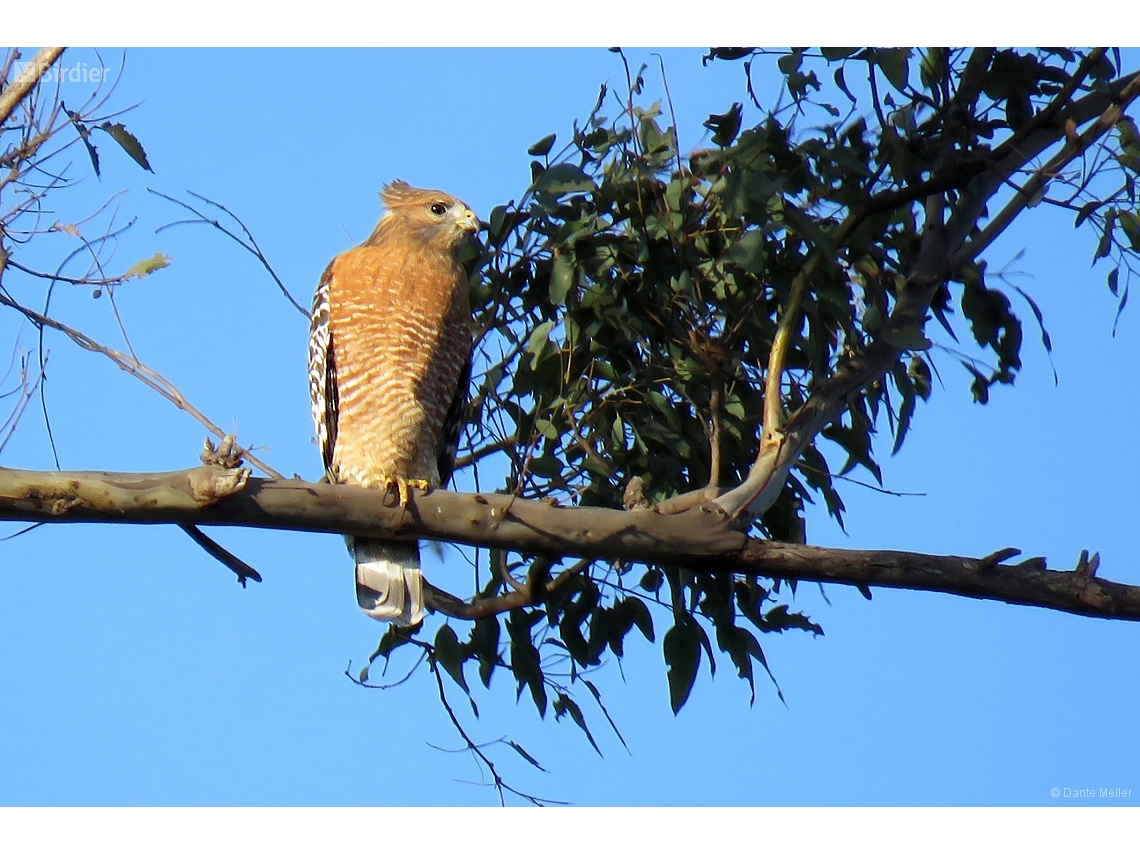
[386,476,430,506]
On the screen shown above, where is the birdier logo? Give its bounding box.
[13,60,110,86]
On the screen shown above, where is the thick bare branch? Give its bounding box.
[0,465,1136,622]
[0,47,64,128]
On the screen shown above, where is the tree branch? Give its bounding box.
[949,71,1140,270]
[710,65,1140,523]
[0,465,1137,622]
[178,522,263,586]
[0,47,64,128]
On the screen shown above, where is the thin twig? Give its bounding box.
[453,434,516,471]
[651,52,686,179]
[497,549,528,595]
[0,350,43,453]
[344,650,427,690]
[796,462,926,497]
[412,639,564,807]
[178,523,263,586]
[0,291,284,479]
[3,258,129,287]
[149,189,308,318]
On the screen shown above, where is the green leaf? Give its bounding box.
[1008,283,1054,359]
[534,162,594,196]
[524,320,556,370]
[1112,280,1129,337]
[1074,200,1101,228]
[505,740,548,772]
[550,253,574,306]
[759,604,824,636]
[1119,212,1140,252]
[488,204,509,241]
[824,423,882,483]
[1094,210,1117,260]
[780,202,832,253]
[97,121,153,172]
[861,304,884,335]
[639,567,663,592]
[728,229,766,275]
[891,364,916,456]
[619,596,654,642]
[470,616,500,689]
[821,48,858,61]
[554,693,602,757]
[716,625,758,704]
[63,102,100,177]
[372,624,411,662]
[919,48,946,89]
[527,454,562,479]
[833,66,857,103]
[507,609,547,717]
[703,102,743,147]
[580,678,629,752]
[122,252,171,280]
[777,51,803,75]
[527,133,557,157]
[882,325,932,351]
[663,619,701,714]
[704,48,754,63]
[611,413,627,450]
[434,624,469,695]
[875,48,911,93]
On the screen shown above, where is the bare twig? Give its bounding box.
[796,462,926,498]
[0,291,284,479]
[976,547,1022,572]
[413,638,564,807]
[762,253,823,444]
[651,52,686,179]
[149,189,308,318]
[178,523,262,586]
[497,550,528,595]
[344,651,426,690]
[0,349,44,453]
[453,434,517,472]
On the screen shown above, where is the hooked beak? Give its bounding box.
[458,207,480,233]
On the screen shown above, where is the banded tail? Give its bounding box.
[351,536,424,626]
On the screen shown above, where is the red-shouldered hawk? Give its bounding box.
[309,180,477,626]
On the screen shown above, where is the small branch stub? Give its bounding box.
[187,466,250,507]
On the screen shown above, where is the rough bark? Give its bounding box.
[1,465,1136,622]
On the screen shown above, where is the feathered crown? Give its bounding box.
[381,179,451,209]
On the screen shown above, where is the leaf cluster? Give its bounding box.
[436,48,1140,733]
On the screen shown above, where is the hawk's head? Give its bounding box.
[372,179,479,255]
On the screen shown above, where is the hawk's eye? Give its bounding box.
[430,202,447,216]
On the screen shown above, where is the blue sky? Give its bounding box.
[0,47,1137,809]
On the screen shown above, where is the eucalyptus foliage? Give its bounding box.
[371,48,1140,735]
